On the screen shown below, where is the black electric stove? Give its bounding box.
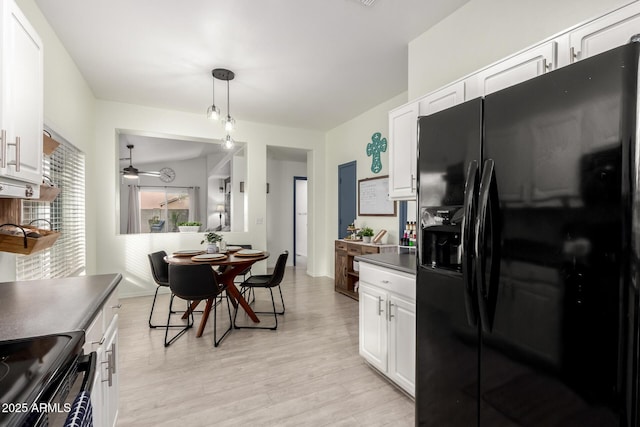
[0,332,84,427]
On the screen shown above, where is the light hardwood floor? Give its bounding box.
[117,266,415,426]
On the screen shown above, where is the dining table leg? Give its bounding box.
[193,263,260,338]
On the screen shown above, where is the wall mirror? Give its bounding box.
[117,132,246,234]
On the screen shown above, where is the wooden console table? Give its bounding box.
[334,240,396,300]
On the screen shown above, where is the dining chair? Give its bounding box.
[147,250,182,329]
[166,263,233,347]
[233,250,288,330]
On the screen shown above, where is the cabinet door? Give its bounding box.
[417,81,466,116]
[102,316,119,427]
[475,41,556,96]
[0,1,43,185]
[335,250,348,291]
[388,102,418,200]
[569,2,640,63]
[388,295,416,396]
[359,284,387,372]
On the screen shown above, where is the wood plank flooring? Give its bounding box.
[117,266,415,426]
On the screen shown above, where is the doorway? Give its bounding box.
[293,176,308,268]
[338,161,357,238]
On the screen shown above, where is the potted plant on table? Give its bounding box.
[177,221,201,232]
[359,227,374,243]
[201,230,223,253]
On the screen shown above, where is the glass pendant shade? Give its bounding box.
[224,115,235,132]
[207,104,220,121]
[224,134,234,149]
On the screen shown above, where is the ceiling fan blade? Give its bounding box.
[139,171,161,177]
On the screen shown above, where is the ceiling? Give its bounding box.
[34,0,469,132]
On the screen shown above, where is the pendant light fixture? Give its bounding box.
[224,134,234,149]
[206,70,220,121]
[222,76,235,132]
[208,68,236,149]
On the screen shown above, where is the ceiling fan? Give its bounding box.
[120,144,161,179]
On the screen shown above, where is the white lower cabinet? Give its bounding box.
[359,262,415,396]
[83,291,119,427]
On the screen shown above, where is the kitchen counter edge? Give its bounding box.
[355,253,416,275]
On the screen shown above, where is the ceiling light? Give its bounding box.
[224,134,234,150]
[210,68,236,132]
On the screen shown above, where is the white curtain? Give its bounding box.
[188,187,200,223]
[127,185,141,234]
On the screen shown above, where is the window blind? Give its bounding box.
[17,131,86,279]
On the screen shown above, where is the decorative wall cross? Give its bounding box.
[366,132,387,174]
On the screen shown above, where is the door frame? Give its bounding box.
[293,176,308,267]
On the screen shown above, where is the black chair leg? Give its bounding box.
[150,288,203,329]
[213,292,233,347]
[233,287,278,330]
[164,297,195,347]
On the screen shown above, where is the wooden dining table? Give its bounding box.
[164,250,269,337]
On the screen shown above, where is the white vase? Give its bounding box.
[206,243,219,254]
[363,236,371,243]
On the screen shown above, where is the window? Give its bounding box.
[16,131,86,280]
[138,186,192,233]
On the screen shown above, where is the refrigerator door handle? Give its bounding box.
[475,158,500,333]
[461,160,479,326]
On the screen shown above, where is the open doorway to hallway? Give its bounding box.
[266,146,309,270]
[294,176,308,268]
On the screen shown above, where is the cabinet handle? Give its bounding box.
[112,303,122,310]
[411,174,415,192]
[377,296,384,316]
[381,280,390,284]
[7,137,20,172]
[92,336,106,346]
[388,301,395,321]
[542,58,551,71]
[110,342,116,374]
[102,352,113,387]
[0,129,5,168]
[570,46,577,63]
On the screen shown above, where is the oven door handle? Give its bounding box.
[77,351,97,393]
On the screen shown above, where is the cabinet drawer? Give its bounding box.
[361,246,379,255]
[103,290,120,330]
[347,244,362,256]
[360,263,415,301]
[335,240,347,251]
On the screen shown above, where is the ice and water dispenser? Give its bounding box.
[420,206,463,271]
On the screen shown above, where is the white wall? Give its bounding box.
[266,157,307,268]
[324,92,408,278]
[408,0,633,100]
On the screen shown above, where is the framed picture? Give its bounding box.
[358,175,396,216]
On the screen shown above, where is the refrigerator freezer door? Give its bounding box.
[416,98,482,425]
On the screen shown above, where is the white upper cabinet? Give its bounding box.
[389,82,467,200]
[568,1,640,63]
[0,0,43,198]
[388,102,419,200]
[417,80,466,116]
[472,41,556,97]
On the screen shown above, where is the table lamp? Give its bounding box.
[216,204,225,229]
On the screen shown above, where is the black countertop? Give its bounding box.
[0,273,122,341]
[355,253,416,275]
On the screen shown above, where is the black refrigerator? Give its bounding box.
[416,41,640,426]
